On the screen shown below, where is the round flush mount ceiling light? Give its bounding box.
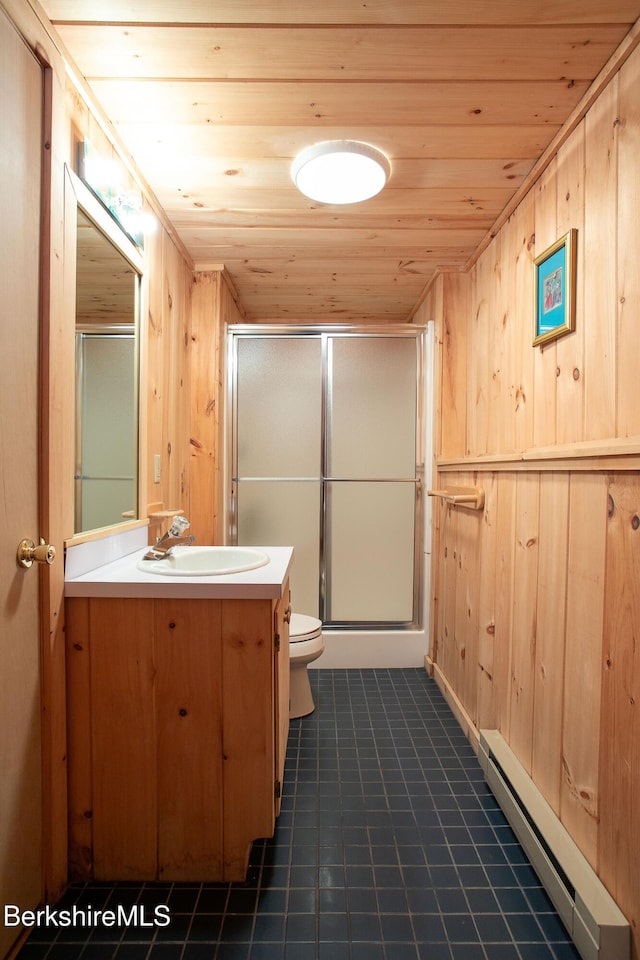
[291,140,391,204]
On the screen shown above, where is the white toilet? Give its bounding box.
[288,613,324,719]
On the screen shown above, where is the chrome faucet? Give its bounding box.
[142,516,195,560]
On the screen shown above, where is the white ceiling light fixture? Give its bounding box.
[291,140,391,204]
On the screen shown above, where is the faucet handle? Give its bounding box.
[168,516,190,536]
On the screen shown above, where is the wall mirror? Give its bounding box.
[67,168,142,536]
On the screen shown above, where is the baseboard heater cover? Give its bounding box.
[479,730,629,960]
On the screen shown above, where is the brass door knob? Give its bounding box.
[17,538,56,569]
[283,605,292,624]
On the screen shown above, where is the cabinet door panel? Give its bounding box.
[90,599,157,879]
[221,598,274,879]
[155,599,224,880]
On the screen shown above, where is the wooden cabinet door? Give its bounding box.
[155,599,224,880]
[90,599,157,879]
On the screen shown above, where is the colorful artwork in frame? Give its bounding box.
[533,228,577,347]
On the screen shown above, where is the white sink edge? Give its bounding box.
[136,545,270,577]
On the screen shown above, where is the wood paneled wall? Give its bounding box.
[429,41,640,957]
[189,269,244,545]
[143,220,193,532]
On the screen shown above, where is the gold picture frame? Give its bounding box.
[533,228,577,347]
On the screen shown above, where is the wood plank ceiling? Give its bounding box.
[40,1,640,322]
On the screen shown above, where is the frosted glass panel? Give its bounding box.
[81,479,136,532]
[231,330,423,627]
[328,481,415,622]
[330,337,416,478]
[237,337,322,477]
[77,335,136,531]
[81,336,136,476]
[237,480,320,617]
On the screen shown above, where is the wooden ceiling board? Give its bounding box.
[145,186,516,217]
[86,78,592,127]
[39,0,640,321]
[110,123,556,160]
[52,25,631,81]
[170,225,488,247]
[113,156,534,191]
[39,0,640,25]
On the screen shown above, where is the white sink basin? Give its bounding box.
[137,545,270,577]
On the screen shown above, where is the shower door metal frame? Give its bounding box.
[227,324,426,630]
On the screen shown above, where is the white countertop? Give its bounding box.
[64,542,294,600]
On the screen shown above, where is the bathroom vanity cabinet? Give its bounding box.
[65,586,290,883]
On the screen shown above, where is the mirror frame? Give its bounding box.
[64,165,145,545]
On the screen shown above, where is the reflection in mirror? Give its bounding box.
[74,207,140,534]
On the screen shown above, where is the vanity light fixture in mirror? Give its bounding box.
[68,168,143,536]
[78,138,147,248]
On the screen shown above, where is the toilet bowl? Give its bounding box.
[289,613,324,719]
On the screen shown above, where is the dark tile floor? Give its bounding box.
[17,669,581,960]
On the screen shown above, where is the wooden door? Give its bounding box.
[0,8,44,955]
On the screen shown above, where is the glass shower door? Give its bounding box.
[325,335,418,624]
[231,328,423,628]
[234,335,323,616]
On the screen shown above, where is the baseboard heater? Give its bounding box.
[479,730,630,960]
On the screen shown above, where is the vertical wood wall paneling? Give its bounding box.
[216,274,244,542]
[428,276,444,465]
[143,227,192,537]
[492,474,517,738]
[555,122,586,445]
[560,474,607,866]
[454,473,482,720]
[476,472,498,730]
[189,271,220,544]
[508,473,540,770]
[177,252,192,512]
[492,227,513,454]
[424,278,443,663]
[143,221,164,527]
[155,599,223,880]
[467,252,491,457]
[532,160,559,447]
[433,41,640,958]
[189,269,244,546]
[89,598,157,879]
[439,273,468,460]
[512,191,536,452]
[436,500,458,684]
[599,474,640,941]
[531,473,569,813]
[616,52,640,437]
[583,77,618,441]
[162,235,191,515]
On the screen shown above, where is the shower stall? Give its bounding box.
[227,326,429,663]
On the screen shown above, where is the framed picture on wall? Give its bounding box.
[533,228,577,347]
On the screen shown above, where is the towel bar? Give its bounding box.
[427,486,485,510]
